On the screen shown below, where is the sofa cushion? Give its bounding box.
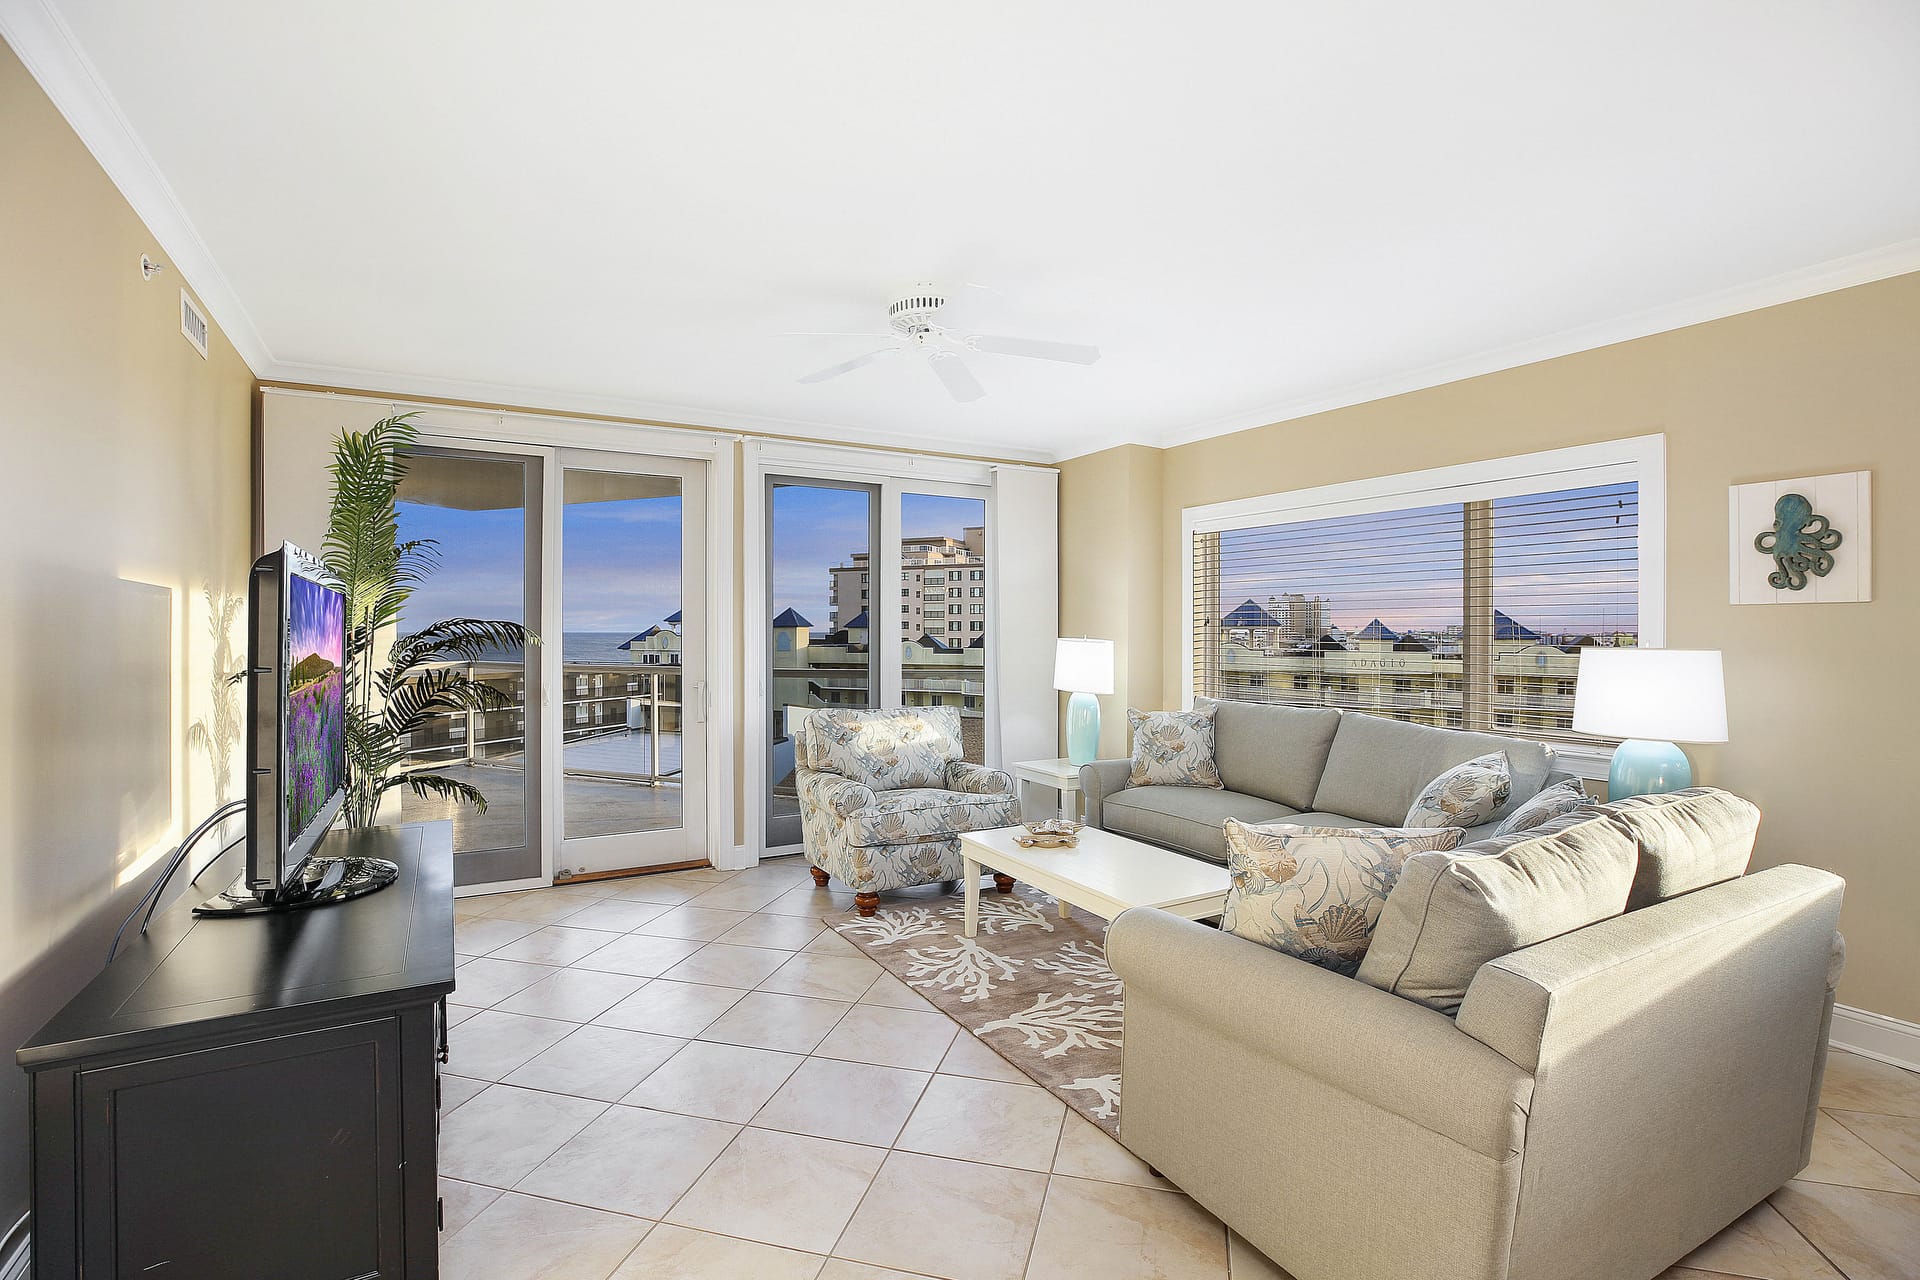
[1604,787,1760,910]
[1127,705,1225,789]
[1311,713,1553,828]
[1197,697,1342,810]
[1404,752,1513,829]
[1222,820,1464,976]
[1456,806,1599,859]
[1356,812,1639,1013]
[847,787,1019,848]
[1492,777,1593,837]
[1103,787,1298,863]
[804,707,960,791]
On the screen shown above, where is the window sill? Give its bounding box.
[1548,742,1616,783]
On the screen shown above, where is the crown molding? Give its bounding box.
[1059,236,1920,462]
[261,360,1059,465]
[0,0,274,374]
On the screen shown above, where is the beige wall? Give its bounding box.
[1060,272,1920,1024]
[0,38,256,1229]
[1056,444,1165,757]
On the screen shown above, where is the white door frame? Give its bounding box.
[364,396,735,884]
[549,448,709,877]
[741,440,1001,865]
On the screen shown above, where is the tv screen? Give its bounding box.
[284,568,346,845]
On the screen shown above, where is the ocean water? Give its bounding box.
[560,631,651,664]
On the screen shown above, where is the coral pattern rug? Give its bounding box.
[825,885,1125,1135]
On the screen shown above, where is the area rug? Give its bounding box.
[824,885,1125,1136]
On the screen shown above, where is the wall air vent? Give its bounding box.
[180,289,209,358]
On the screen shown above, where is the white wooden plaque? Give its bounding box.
[1729,471,1871,605]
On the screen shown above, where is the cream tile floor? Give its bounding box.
[441,860,1920,1280]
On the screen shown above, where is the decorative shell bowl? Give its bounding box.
[1015,819,1084,849]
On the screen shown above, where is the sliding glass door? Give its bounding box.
[394,449,544,886]
[765,477,878,850]
[761,475,991,853]
[899,490,990,764]
[397,441,709,889]
[555,452,707,876]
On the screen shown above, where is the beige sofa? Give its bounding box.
[1106,794,1846,1280]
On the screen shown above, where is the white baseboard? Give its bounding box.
[1831,1004,1920,1072]
[0,1213,29,1280]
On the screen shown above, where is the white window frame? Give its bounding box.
[1180,435,1665,779]
[743,440,1013,861]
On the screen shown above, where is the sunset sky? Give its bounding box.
[286,571,344,667]
[1215,482,1639,637]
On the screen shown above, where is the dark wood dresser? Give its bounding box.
[16,822,455,1279]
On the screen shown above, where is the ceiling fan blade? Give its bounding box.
[797,347,899,384]
[780,331,896,339]
[927,353,985,403]
[968,333,1101,365]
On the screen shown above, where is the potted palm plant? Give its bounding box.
[321,413,537,827]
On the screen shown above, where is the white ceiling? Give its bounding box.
[11,2,1920,462]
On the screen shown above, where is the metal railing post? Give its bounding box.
[649,672,661,784]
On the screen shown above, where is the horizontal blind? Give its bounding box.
[1192,502,1467,722]
[1191,481,1639,744]
[1487,481,1639,744]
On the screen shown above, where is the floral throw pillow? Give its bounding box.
[1404,752,1512,829]
[1222,820,1465,976]
[1492,778,1592,837]
[1126,705,1224,788]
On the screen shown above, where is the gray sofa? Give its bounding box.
[1081,698,1567,861]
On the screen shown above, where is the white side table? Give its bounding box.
[1010,757,1085,823]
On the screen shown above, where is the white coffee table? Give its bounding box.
[957,825,1231,937]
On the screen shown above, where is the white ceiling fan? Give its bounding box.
[787,285,1100,403]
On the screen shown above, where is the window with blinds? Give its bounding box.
[1190,469,1642,746]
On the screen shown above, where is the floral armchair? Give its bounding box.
[795,706,1020,916]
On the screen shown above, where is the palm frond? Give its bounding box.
[385,771,491,814]
[380,666,509,734]
[388,618,540,672]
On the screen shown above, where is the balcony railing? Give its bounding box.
[400,661,683,785]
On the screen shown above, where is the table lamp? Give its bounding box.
[1571,648,1727,798]
[1054,638,1115,767]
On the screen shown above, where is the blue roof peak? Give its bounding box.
[1222,599,1281,628]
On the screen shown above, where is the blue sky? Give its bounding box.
[771,488,985,626]
[1216,482,1638,636]
[397,479,982,640]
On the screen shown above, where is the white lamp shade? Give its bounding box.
[1572,649,1728,743]
[1053,638,1115,695]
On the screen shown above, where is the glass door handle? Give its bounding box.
[690,681,709,723]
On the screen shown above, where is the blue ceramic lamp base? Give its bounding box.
[1608,738,1692,799]
[1066,692,1101,766]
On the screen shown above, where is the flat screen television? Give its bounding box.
[196,543,395,915]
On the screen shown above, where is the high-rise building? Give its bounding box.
[829,527,988,644]
[1267,593,1332,643]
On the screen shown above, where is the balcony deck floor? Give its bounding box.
[400,731,684,851]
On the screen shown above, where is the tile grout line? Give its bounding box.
[1765,1188,1860,1280]
[1817,1106,1920,1194]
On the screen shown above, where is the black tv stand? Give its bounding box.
[19,823,452,1278]
[194,852,400,916]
